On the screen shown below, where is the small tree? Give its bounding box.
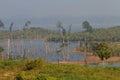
[82,21,93,33]
[95,42,111,65]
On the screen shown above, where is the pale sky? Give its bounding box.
[0,0,120,18]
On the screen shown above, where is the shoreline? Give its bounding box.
[54,56,120,65]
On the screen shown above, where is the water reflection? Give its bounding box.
[0,40,84,61]
[89,62,120,67]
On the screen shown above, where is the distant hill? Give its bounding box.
[1,16,120,32]
[71,26,120,41]
[1,24,120,41]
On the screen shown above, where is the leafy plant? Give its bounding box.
[95,42,112,65]
[24,58,45,70]
[24,59,35,70]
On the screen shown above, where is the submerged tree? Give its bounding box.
[82,21,93,64]
[56,21,69,61]
[9,22,14,32]
[95,42,112,66]
[56,21,63,31]
[24,21,31,30]
[68,24,72,36]
[0,20,4,40]
[0,45,4,60]
[22,20,31,59]
[0,20,4,59]
[0,20,4,28]
[8,22,14,59]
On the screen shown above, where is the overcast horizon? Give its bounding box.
[0,0,120,19]
[1,0,120,32]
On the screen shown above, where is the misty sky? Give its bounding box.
[0,0,120,18]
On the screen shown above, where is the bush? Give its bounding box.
[24,59,35,70]
[24,58,45,70]
[35,58,45,68]
[15,73,24,80]
[15,73,57,80]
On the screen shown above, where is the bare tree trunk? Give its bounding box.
[102,58,105,66]
[66,40,70,61]
[62,40,66,62]
[57,49,60,65]
[21,40,25,59]
[45,39,49,61]
[84,37,87,65]
[16,40,19,58]
[11,38,15,59]
[7,39,10,59]
[35,31,39,56]
[29,40,33,57]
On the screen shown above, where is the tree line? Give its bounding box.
[0,19,119,61]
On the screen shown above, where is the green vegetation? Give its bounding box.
[72,26,120,41]
[75,41,120,56]
[95,42,112,65]
[0,59,120,80]
[0,27,57,39]
[1,26,120,56]
[0,45,4,60]
[96,42,111,60]
[1,25,120,41]
[109,42,120,56]
[0,17,120,80]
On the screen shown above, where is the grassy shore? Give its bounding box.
[0,58,120,80]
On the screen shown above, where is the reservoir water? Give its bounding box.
[0,39,120,67]
[0,39,84,61]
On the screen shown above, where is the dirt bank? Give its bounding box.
[58,56,120,65]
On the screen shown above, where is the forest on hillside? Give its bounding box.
[0,25,120,42]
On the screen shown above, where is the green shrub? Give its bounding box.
[24,58,45,70]
[24,59,35,70]
[35,58,45,68]
[36,75,47,80]
[0,60,19,71]
[15,73,24,80]
[15,73,54,80]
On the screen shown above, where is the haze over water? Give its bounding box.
[1,16,120,32]
[0,0,120,32]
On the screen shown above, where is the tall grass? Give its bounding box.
[0,58,120,80]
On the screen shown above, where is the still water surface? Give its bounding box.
[0,40,120,67]
[0,40,84,61]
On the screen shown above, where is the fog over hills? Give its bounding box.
[1,16,120,32]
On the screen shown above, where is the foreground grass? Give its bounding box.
[0,58,120,80]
